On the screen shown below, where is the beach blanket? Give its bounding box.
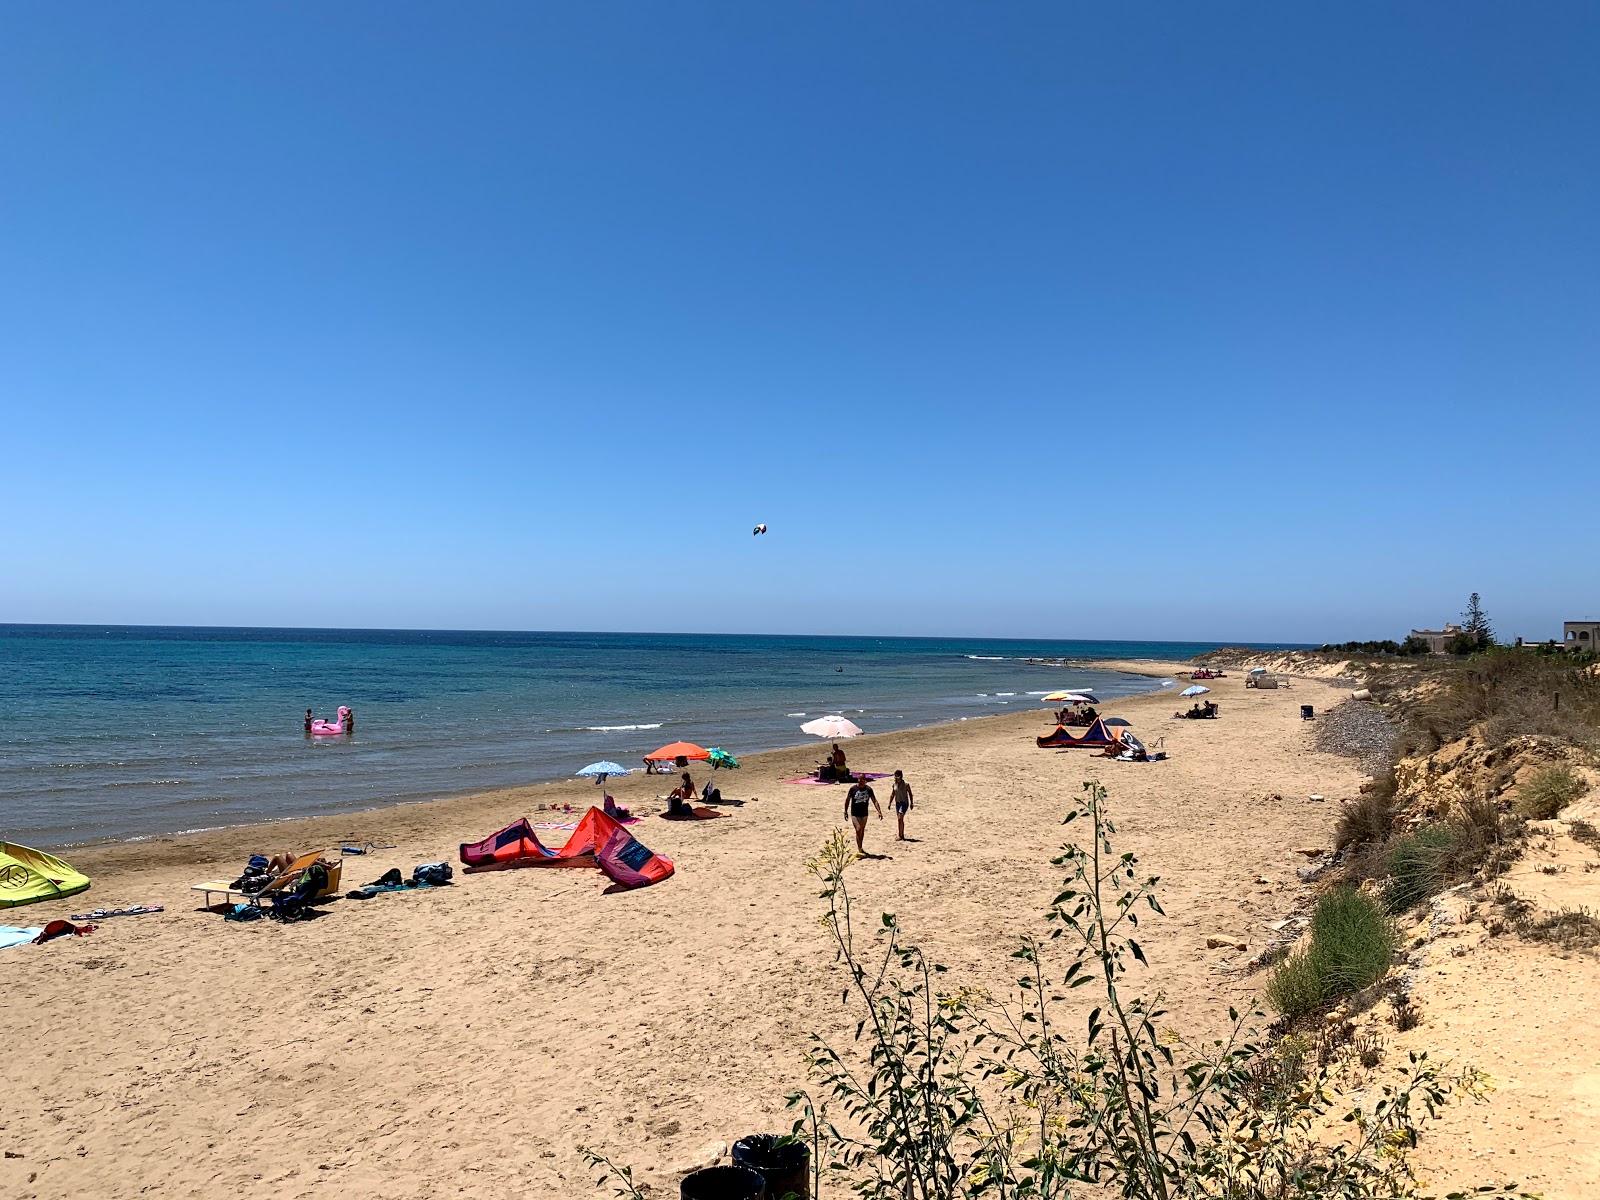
[0,927,44,950]
[535,815,639,830]
[782,771,895,786]
[658,806,728,821]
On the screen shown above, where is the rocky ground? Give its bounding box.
[1313,698,1399,778]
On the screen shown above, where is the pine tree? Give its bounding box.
[1461,592,1494,651]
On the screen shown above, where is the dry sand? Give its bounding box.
[0,673,1556,1199]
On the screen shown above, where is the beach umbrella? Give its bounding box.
[1101,717,1132,728]
[576,760,632,785]
[1248,667,1268,676]
[644,741,710,762]
[707,747,740,770]
[1179,685,1210,698]
[1042,691,1098,704]
[801,715,863,739]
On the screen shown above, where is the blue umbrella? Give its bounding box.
[1180,685,1210,697]
[576,760,633,785]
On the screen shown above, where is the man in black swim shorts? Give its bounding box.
[845,776,883,853]
[889,769,913,841]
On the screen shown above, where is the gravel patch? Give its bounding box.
[1313,699,1397,778]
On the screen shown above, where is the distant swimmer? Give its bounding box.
[752,523,767,536]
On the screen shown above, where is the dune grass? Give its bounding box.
[1268,888,1398,1021]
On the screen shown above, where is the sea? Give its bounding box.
[0,626,1302,849]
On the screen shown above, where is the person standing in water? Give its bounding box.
[845,775,883,854]
[344,707,355,734]
[304,709,313,733]
[890,770,914,840]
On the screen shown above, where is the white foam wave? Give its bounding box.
[786,712,806,717]
[996,692,1016,696]
[965,655,1005,660]
[584,723,663,731]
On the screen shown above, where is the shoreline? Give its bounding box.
[46,662,1194,858]
[61,673,1190,878]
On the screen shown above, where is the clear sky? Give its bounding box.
[2,3,1595,643]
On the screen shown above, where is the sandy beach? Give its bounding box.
[1,673,1552,1199]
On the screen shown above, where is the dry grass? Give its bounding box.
[1486,885,1600,954]
[1513,763,1590,820]
[1394,650,1600,759]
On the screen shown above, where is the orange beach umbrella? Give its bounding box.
[644,741,710,763]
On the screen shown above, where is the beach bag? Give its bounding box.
[412,862,453,887]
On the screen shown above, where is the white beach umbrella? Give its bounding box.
[801,715,863,739]
[1179,685,1210,698]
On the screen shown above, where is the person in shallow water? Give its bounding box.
[304,709,313,733]
[845,775,883,853]
[344,707,355,734]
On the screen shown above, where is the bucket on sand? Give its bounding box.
[681,1165,766,1200]
[732,1134,809,1200]
[1300,705,1315,720]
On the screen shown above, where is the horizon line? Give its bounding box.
[0,621,1313,648]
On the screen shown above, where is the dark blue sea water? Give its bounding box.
[0,626,1302,848]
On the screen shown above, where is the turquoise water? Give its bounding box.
[0,626,1301,847]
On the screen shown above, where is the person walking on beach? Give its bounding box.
[890,770,914,840]
[845,775,883,853]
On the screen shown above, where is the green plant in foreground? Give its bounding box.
[1513,763,1588,821]
[787,783,1524,1200]
[1385,826,1459,914]
[586,783,1534,1200]
[1267,889,1398,1021]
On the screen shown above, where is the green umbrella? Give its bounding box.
[707,747,740,770]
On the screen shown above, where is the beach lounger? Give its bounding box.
[191,852,342,909]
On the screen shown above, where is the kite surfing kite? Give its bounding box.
[753,523,767,536]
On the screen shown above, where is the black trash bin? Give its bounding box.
[732,1134,809,1200]
[681,1164,766,1200]
[1300,705,1314,720]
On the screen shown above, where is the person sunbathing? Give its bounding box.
[666,773,698,815]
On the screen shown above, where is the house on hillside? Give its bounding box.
[1409,623,1463,655]
[1564,621,1600,651]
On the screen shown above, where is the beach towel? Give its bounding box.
[0,926,44,950]
[658,806,728,821]
[782,771,895,787]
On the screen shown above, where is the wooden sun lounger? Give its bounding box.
[191,852,341,908]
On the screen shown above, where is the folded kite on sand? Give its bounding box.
[459,808,674,890]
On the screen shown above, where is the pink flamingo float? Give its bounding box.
[309,706,352,737]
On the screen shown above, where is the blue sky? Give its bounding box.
[2,3,1595,643]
